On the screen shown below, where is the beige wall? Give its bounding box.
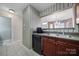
[0,9,22,43]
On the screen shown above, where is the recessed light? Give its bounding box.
[9,9,15,13]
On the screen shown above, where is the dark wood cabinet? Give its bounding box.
[55,40,78,56]
[32,34,79,56]
[41,36,79,56]
[55,40,68,56]
[42,37,55,56]
[56,44,67,56]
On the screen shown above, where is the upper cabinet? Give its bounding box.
[40,3,73,17]
[75,4,79,24]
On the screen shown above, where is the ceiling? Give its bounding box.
[30,3,53,12]
[0,3,27,16]
[0,3,53,16]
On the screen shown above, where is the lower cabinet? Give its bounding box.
[56,43,76,56]
[42,36,79,56]
[56,44,79,56]
[55,44,67,56]
[42,37,55,56]
[32,34,79,56]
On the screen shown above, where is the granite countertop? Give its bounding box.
[33,33,79,41]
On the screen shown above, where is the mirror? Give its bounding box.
[0,16,11,41]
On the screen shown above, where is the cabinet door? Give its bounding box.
[55,40,79,56]
[43,37,55,56]
[65,44,79,56]
[62,40,79,56]
[55,42,68,56]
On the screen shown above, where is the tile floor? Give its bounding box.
[0,41,39,56]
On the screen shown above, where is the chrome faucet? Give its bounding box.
[62,29,65,35]
[56,31,59,36]
[62,32,65,35]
